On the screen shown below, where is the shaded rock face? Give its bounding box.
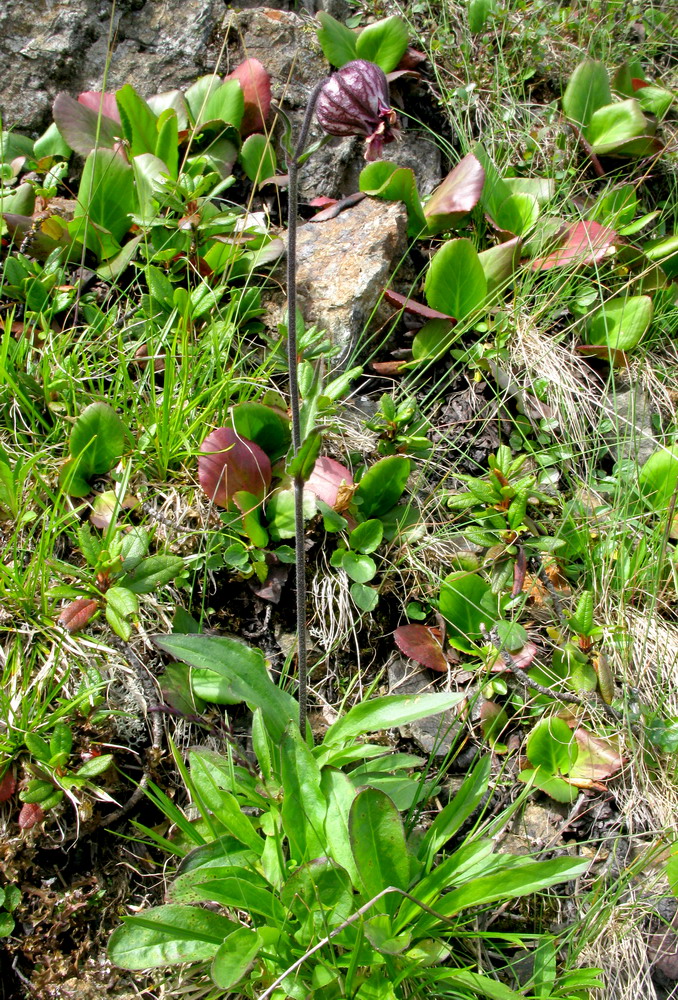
[0,1,346,135]
[1,3,440,200]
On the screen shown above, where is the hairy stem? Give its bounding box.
[287,78,328,731]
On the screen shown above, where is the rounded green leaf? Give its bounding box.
[493,192,539,236]
[60,402,127,497]
[438,571,496,652]
[108,904,236,970]
[526,717,578,774]
[349,519,384,554]
[355,16,409,73]
[316,10,358,67]
[411,319,459,361]
[350,582,379,613]
[585,294,653,350]
[424,238,487,319]
[239,134,277,185]
[639,445,678,510]
[562,60,611,127]
[354,456,410,518]
[586,98,647,155]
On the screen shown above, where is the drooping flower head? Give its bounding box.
[315,59,400,162]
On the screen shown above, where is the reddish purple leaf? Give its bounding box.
[310,192,366,222]
[397,47,427,70]
[370,360,407,375]
[394,624,448,672]
[0,769,16,803]
[225,59,271,135]
[631,77,650,90]
[52,92,121,156]
[424,154,485,230]
[77,91,121,123]
[383,289,456,321]
[18,802,44,830]
[58,597,100,633]
[305,457,354,509]
[199,428,272,508]
[531,220,618,271]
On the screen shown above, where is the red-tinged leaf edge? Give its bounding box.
[530,220,618,271]
[19,802,44,830]
[491,641,538,672]
[424,153,485,229]
[394,624,448,672]
[305,456,354,508]
[0,769,17,803]
[631,78,650,90]
[77,91,121,122]
[370,360,408,374]
[383,289,457,321]
[396,47,427,70]
[198,428,272,508]
[225,59,271,135]
[58,597,100,633]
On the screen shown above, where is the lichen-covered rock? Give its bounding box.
[281,195,408,360]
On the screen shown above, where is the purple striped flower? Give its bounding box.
[316,60,400,161]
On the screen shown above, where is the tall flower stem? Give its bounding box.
[286,78,327,732]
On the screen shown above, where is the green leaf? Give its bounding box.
[72,148,135,256]
[0,912,14,937]
[478,237,521,296]
[568,591,594,636]
[281,859,354,937]
[350,582,379,613]
[155,109,179,179]
[24,733,51,762]
[432,857,588,919]
[320,769,359,885]
[585,294,653,351]
[202,81,245,130]
[424,238,488,319]
[359,161,427,236]
[316,10,358,67]
[419,756,491,864]
[438,571,496,652]
[239,133,277,185]
[411,319,459,361]
[287,430,322,481]
[493,192,539,236]
[115,84,158,157]
[518,768,580,803]
[667,852,678,897]
[355,16,409,73]
[526,717,578,774]
[495,621,528,652]
[321,692,466,752]
[153,634,298,741]
[354,456,410,518]
[468,0,497,33]
[106,585,139,624]
[211,927,262,989]
[33,121,72,159]
[171,868,279,920]
[342,551,377,584]
[119,556,185,594]
[187,753,266,853]
[349,787,410,909]
[349,519,384,554]
[60,403,127,497]
[76,753,114,778]
[562,60,612,127]
[585,99,648,154]
[50,723,73,760]
[280,723,327,862]
[434,969,527,1000]
[639,446,678,510]
[108,904,236,970]
[266,487,316,541]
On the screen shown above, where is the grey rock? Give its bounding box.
[602,384,657,466]
[280,195,408,358]
[387,655,462,755]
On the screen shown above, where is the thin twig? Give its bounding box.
[481,624,623,724]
